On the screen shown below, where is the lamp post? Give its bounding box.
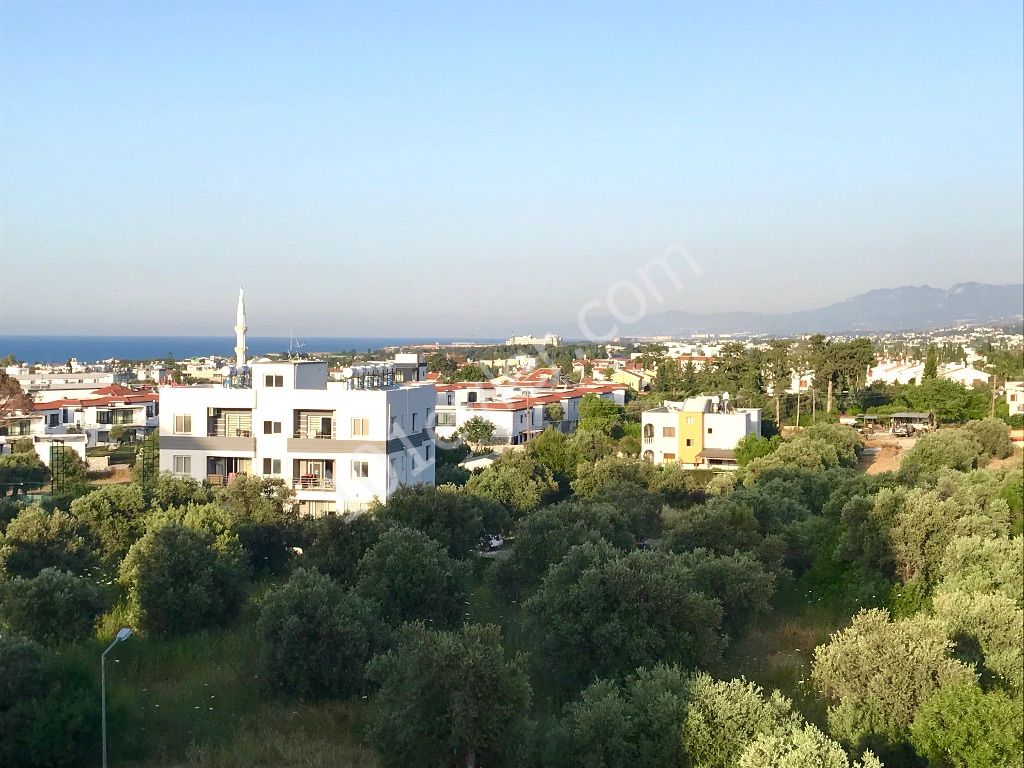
[101,627,132,768]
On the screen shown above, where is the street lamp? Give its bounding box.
[101,627,132,768]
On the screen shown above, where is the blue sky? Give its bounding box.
[1,1,1021,336]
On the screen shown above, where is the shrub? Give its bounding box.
[0,568,107,645]
[119,524,245,636]
[256,569,386,699]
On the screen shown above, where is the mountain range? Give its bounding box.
[557,282,1024,338]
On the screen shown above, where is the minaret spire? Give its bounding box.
[234,288,247,368]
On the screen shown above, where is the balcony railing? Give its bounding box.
[293,427,336,439]
[293,477,336,491]
[209,421,253,437]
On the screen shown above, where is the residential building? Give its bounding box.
[641,394,761,470]
[1,384,158,448]
[1007,382,1024,417]
[156,291,435,516]
[505,333,563,347]
[434,375,626,445]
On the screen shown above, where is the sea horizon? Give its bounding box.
[0,335,506,365]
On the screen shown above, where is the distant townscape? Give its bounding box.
[1,290,1022,768]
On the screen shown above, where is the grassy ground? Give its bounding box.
[77,607,378,768]
[717,581,850,728]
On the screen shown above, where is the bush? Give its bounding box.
[302,513,386,586]
[71,484,149,563]
[355,527,466,628]
[119,524,245,636]
[0,635,97,768]
[0,506,98,580]
[898,431,981,485]
[256,569,386,700]
[0,568,107,645]
[960,418,1013,463]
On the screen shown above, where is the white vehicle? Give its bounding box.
[484,534,505,550]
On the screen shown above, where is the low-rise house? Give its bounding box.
[1,384,158,448]
[641,394,761,470]
[434,378,626,445]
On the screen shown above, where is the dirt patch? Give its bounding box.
[90,465,133,485]
[858,434,917,475]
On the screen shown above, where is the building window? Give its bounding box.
[264,374,284,388]
[707,427,713,434]
[685,438,693,447]
[643,423,654,439]
[685,416,695,425]
[351,460,369,478]
[437,411,457,427]
[642,450,654,462]
[262,458,281,475]
[47,414,59,427]
[62,408,71,423]
[426,407,433,426]
[664,453,676,460]
[411,413,418,431]
[662,427,675,437]
[263,421,281,435]
[351,418,369,437]
[425,444,432,461]
[172,455,191,474]
[174,414,192,434]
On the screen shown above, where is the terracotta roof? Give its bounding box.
[91,384,138,396]
[33,393,158,411]
[435,382,495,392]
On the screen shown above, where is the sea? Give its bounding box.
[0,336,504,365]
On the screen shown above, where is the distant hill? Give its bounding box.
[559,282,1024,338]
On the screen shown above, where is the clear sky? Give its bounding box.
[1,1,1021,337]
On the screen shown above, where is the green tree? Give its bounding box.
[215,475,298,573]
[256,568,386,700]
[108,424,134,446]
[909,682,1023,768]
[734,434,780,467]
[680,673,798,768]
[739,723,882,768]
[959,418,1013,462]
[457,416,496,447]
[375,484,499,558]
[811,608,975,749]
[355,527,466,627]
[366,623,532,768]
[556,664,692,768]
[71,484,149,563]
[0,506,98,579]
[119,524,245,636]
[578,393,625,436]
[465,451,557,516]
[526,544,724,693]
[543,402,565,424]
[0,568,107,645]
[302,513,386,586]
[526,426,581,484]
[0,635,97,768]
[0,450,49,497]
[491,500,641,598]
[924,345,938,380]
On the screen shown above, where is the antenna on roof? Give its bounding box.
[288,331,305,359]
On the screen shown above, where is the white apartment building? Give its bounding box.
[158,359,436,516]
[505,334,563,347]
[4,367,132,401]
[641,394,761,470]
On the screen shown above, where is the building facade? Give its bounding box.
[158,359,436,515]
[641,394,761,470]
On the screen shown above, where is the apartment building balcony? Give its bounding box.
[206,456,252,486]
[292,477,336,491]
[292,459,335,492]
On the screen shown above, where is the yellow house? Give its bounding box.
[641,395,762,470]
